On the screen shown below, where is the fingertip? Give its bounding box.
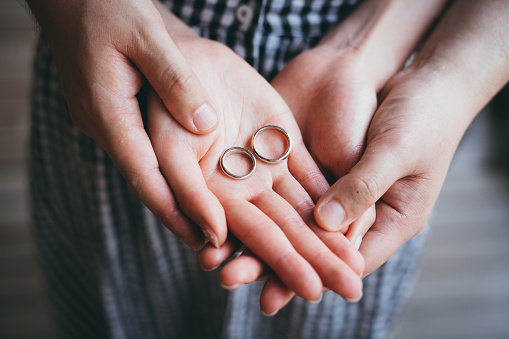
[314,199,348,232]
[177,189,223,247]
[220,282,242,290]
[220,253,266,287]
[309,293,322,304]
[260,277,294,316]
[183,236,207,252]
[201,225,220,248]
[198,245,223,271]
[198,237,239,270]
[346,290,363,303]
[345,278,363,302]
[261,309,279,317]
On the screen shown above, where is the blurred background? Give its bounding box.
[1,0,508,338]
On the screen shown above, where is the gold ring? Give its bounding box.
[252,125,292,163]
[220,147,257,179]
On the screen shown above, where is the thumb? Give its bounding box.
[128,26,218,134]
[314,145,405,232]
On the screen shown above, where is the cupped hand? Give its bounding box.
[204,0,447,312]
[26,0,220,249]
[199,46,378,315]
[147,35,364,306]
[309,68,459,276]
[272,45,379,245]
[313,0,509,276]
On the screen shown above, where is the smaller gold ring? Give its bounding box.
[220,147,257,180]
[252,125,292,163]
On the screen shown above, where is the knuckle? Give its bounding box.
[281,213,305,229]
[299,167,330,196]
[310,249,331,264]
[241,221,272,244]
[161,65,197,101]
[272,250,298,271]
[159,203,184,230]
[124,166,158,202]
[178,185,206,213]
[296,198,316,215]
[349,176,381,207]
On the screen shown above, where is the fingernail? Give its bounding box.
[190,238,207,251]
[346,291,363,303]
[354,236,362,250]
[221,282,242,290]
[317,200,345,231]
[309,294,322,304]
[201,264,220,272]
[261,309,279,317]
[201,225,219,248]
[192,103,217,131]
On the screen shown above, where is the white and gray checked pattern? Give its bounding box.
[29,0,426,338]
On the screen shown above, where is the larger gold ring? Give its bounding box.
[252,125,292,163]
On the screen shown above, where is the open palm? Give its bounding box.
[147,37,364,306]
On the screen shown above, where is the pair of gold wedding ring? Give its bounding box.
[220,125,292,180]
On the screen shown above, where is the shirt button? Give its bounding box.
[236,3,254,27]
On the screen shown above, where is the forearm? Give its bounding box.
[403,0,509,140]
[319,0,448,90]
[411,0,509,116]
[151,0,199,40]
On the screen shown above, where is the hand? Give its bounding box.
[274,0,448,242]
[273,45,378,245]
[25,0,220,249]
[313,0,509,276]
[199,0,448,314]
[146,35,364,307]
[201,46,377,316]
[192,44,374,315]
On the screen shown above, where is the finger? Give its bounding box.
[220,250,297,315]
[273,175,364,277]
[95,97,205,250]
[198,236,241,271]
[260,275,296,316]
[360,200,421,277]
[253,191,362,300]
[287,140,330,203]
[345,205,376,252]
[220,250,269,289]
[221,250,297,313]
[127,20,218,134]
[314,144,405,232]
[147,92,227,247]
[223,198,323,301]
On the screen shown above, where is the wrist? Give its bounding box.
[152,0,198,41]
[317,0,447,91]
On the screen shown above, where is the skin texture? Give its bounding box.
[202,0,509,315]
[202,0,448,314]
[317,0,509,276]
[25,0,222,249]
[28,0,509,318]
[146,35,365,303]
[222,0,509,302]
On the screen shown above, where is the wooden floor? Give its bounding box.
[1,1,508,338]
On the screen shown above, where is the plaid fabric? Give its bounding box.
[30,1,426,338]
